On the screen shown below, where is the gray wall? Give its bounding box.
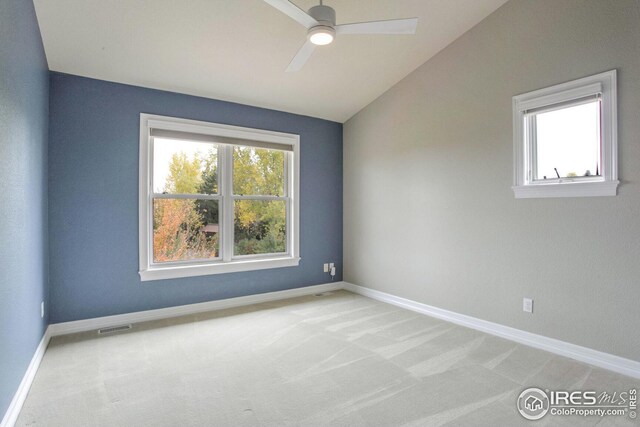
[0,0,49,417]
[48,73,342,323]
[344,0,640,361]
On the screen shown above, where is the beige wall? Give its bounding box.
[343,0,640,361]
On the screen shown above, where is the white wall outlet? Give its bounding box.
[523,298,533,314]
[330,266,336,276]
[323,263,329,273]
[40,301,45,318]
[329,262,335,269]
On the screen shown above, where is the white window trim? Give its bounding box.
[138,114,300,281]
[512,70,618,199]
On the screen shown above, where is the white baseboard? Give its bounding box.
[49,282,345,336]
[1,328,51,427]
[343,282,640,380]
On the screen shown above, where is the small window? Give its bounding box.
[139,114,300,281]
[512,70,618,198]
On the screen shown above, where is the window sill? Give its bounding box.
[512,180,619,199]
[139,257,301,281]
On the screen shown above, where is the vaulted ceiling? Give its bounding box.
[34,0,508,122]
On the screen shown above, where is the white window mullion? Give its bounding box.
[233,195,286,201]
[222,145,234,261]
[152,193,221,200]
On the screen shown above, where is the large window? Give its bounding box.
[512,70,618,198]
[139,114,300,281]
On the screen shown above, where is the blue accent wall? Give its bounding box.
[48,73,343,323]
[0,0,49,417]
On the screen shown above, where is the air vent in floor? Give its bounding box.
[314,292,334,297]
[98,324,132,335]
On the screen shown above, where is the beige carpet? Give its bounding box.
[16,290,638,426]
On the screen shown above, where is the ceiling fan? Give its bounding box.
[263,0,418,72]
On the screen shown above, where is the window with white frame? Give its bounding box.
[512,70,618,198]
[139,114,300,281]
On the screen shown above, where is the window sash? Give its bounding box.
[150,137,221,196]
[150,139,291,266]
[231,145,288,198]
[148,195,293,265]
[524,98,603,183]
[150,196,222,266]
[232,197,290,259]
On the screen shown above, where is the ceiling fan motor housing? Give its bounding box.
[307,4,336,44]
[308,5,336,27]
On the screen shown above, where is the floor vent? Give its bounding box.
[98,324,132,335]
[314,292,334,297]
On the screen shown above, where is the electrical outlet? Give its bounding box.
[523,298,533,314]
[40,301,45,318]
[330,266,336,276]
[329,262,334,269]
[323,263,329,273]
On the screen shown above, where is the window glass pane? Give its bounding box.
[233,146,285,196]
[153,199,219,262]
[535,101,601,180]
[234,200,286,256]
[153,138,218,194]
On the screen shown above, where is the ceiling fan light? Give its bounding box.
[308,26,335,45]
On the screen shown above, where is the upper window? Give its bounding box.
[512,70,618,198]
[139,114,300,281]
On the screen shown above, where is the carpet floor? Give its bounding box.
[16,290,638,426]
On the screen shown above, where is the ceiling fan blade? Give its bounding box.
[263,0,318,28]
[286,40,316,72]
[335,17,418,35]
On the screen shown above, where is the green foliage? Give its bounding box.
[165,152,202,194]
[153,145,286,262]
[195,149,219,225]
[198,149,219,194]
[233,147,284,196]
[234,200,286,255]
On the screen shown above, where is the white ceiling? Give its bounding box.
[33,0,508,123]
